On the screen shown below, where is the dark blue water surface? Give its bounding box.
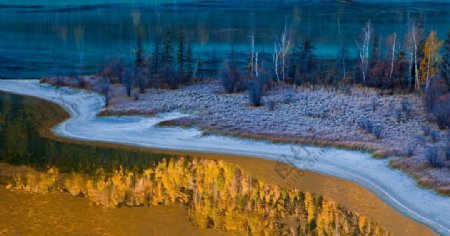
[0,0,449,79]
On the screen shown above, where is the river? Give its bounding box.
[0,1,449,79]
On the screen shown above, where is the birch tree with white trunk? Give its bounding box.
[273,24,291,83]
[404,21,421,91]
[387,33,397,81]
[355,20,373,82]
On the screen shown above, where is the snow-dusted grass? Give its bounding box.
[1,79,450,235]
[44,76,450,195]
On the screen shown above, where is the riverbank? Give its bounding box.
[0,91,433,236]
[1,79,449,235]
[42,76,450,195]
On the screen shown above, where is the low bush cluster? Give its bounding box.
[426,79,450,129]
[426,146,444,168]
[358,118,383,139]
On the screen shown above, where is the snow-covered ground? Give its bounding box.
[0,79,449,235]
[51,76,449,194]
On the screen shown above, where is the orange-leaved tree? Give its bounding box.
[419,31,443,92]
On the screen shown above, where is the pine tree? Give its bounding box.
[186,41,193,76]
[299,37,316,75]
[177,29,186,73]
[135,29,145,68]
[441,31,450,89]
[370,34,381,66]
[290,37,316,85]
[152,39,160,74]
[162,31,173,67]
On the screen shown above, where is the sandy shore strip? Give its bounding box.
[0,79,449,235]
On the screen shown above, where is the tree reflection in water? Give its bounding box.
[1,92,390,235]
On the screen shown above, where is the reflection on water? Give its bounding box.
[0,91,434,235]
[0,186,229,236]
[0,92,172,173]
[0,1,449,78]
[7,158,391,235]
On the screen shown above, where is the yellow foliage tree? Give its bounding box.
[419,31,443,92]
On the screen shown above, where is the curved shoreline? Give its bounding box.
[0,79,449,235]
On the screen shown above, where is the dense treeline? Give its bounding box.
[9,157,390,236]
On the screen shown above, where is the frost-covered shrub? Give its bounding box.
[405,143,415,157]
[267,100,275,111]
[133,92,139,101]
[395,108,403,122]
[372,125,383,139]
[135,67,148,93]
[358,118,382,138]
[421,125,432,136]
[122,69,133,97]
[425,78,447,112]
[75,75,86,88]
[248,80,263,106]
[369,97,379,112]
[415,135,426,144]
[446,144,450,161]
[100,78,111,107]
[430,130,439,143]
[426,147,443,168]
[432,94,450,129]
[358,118,373,132]
[101,58,126,84]
[401,98,412,117]
[284,91,293,104]
[219,63,244,93]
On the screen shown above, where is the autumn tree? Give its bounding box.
[441,31,450,89]
[420,31,443,92]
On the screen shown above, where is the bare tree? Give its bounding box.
[248,33,260,79]
[255,52,259,79]
[249,34,255,75]
[193,58,199,79]
[404,20,422,91]
[337,19,347,78]
[100,78,111,107]
[273,24,291,83]
[273,42,280,82]
[356,20,373,82]
[387,33,397,81]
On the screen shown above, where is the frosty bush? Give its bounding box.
[248,80,263,106]
[219,63,244,93]
[426,147,443,168]
[358,118,382,139]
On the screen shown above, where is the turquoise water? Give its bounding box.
[0,1,449,79]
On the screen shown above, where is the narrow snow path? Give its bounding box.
[1,80,449,235]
